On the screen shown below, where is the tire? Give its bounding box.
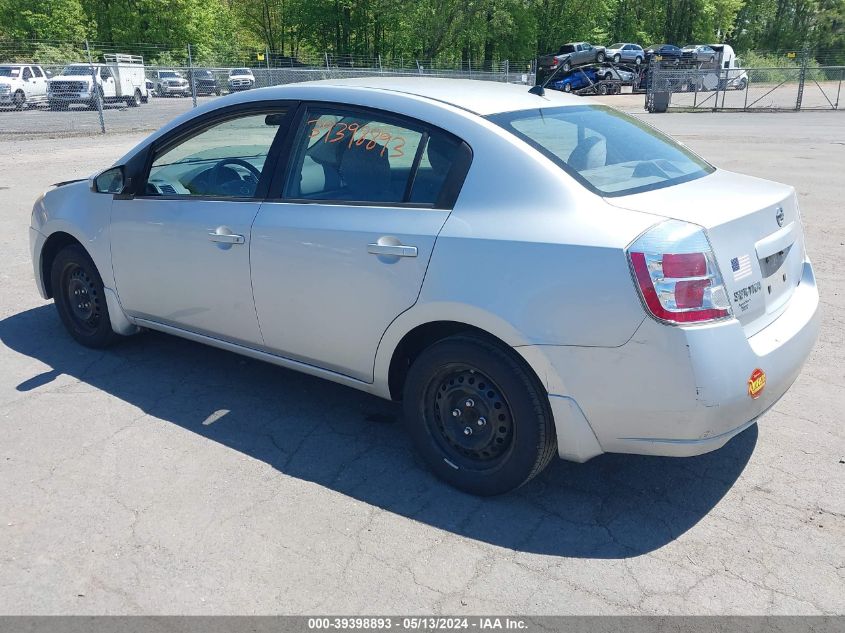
[635,55,643,65]
[13,90,26,110]
[48,101,62,111]
[402,334,557,496]
[613,54,621,63]
[563,83,572,92]
[50,244,119,349]
[88,86,104,110]
[737,78,747,91]
[709,56,715,63]
[562,61,571,72]
[598,83,608,95]
[596,51,605,63]
[128,88,141,107]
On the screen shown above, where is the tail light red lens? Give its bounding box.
[627,220,732,325]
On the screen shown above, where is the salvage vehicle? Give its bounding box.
[228,68,255,91]
[47,54,147,109]
[0,64,49,109]
[681,44,717,63]
[536,42,607,83]
[29,78,819,495]
[152,70,191,97]
[605,43,644,65]
[551,68,599,92]
[645,44,683,62]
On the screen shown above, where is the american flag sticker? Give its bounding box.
[730,254,752,281]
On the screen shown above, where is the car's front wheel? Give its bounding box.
[403,335,557,496]
[51,245,119,348]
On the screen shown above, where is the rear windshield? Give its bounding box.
[487,105,713,197]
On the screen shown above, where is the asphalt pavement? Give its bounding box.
[0,110,843,615]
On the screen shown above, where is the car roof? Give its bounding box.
[287,77,585,116]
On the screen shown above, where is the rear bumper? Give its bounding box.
[521,259,820,461]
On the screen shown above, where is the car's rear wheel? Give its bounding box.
[403,335,556,496]
[635,55,643,65]
[51,245,119,348]
[596,51,606,63]
[562,61,571,72]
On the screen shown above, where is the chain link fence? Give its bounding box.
[0,40,535,137]
[646,55,844,112]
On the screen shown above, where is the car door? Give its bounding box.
[250,103,470,381]
[110,105,294,347]
[30,66,47,98]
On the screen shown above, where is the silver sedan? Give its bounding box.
[29,78,820,495]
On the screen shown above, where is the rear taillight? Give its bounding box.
[627,220,732,324]
[551,59,559,67]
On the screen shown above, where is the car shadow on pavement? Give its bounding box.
[1,305,757,559]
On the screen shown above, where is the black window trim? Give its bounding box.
[119,100,300,202]
[265,100,472,211]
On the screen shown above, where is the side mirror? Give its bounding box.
[92,166,125,194]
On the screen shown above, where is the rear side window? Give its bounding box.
[488,105,713,197]
[284,106,464,207]
[32,66,43,77]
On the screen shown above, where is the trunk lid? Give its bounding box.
[607,169,805,335]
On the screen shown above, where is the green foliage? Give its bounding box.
[0,0,842,65]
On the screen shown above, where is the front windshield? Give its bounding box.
[63,65,94,75]
[488,105,713,197]
[160,71,179,78]
[231,69,250,75]
[0,66,21,77]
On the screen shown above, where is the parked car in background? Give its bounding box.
[0,64,49,109]
[605,43,644,65]
[153,70,190,97]
[681,44,717,63]
[645,44,683,62]
[228,68,255,91]
[48,54,147,109]
[538,42,606,75]
[145,78,155,97]
[187,69,221,96]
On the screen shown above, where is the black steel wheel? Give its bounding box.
[13,90,26,109]
[51,244,119,348]
[427,365,515,468]
[403,334,556,496]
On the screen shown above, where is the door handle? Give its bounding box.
[367,243,417,258]
[208,229,245,244]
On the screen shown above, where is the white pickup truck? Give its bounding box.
[47,54,148,109]
[0,64,49,109]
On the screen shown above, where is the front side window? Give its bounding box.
[283,106,463,206]
[145,110,286,198]
[22,67,32,80]
[488,105,713,197]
